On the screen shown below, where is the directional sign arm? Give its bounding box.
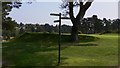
[54,20,60,22]
[50,13,60,16]
[61,17,70,19]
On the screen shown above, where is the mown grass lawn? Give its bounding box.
[61,34,118,66]
[2,33,118,66]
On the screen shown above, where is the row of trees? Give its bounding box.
[16,23,72,34]
[2,15,119,40]
[5,15,119,38]
[19,16,119,34]
[80,15,120,34]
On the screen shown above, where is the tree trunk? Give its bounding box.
[71,20,79,41]
[68,1,93,41]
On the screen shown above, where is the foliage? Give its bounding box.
[2,2,22,40]
[17,23,72,34]
[16,15,120,35]
[80,15,120,34]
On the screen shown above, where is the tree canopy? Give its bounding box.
[2,2,22,40]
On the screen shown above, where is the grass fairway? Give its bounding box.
[61,34,118,66]
[2,33,118,66]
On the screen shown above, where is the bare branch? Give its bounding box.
[69,2,75,21]
[76,0,93,19]
[80,2,83,6]
[83,2,92,11]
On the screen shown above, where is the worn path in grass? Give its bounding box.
[2,33,118,66]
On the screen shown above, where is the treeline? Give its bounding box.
[2,15,120,40]
[79,15,120,34]
[18,15,120,34]
[17,23,72,34]
[2,22,72,40]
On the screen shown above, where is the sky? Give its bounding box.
[8,0,119,26]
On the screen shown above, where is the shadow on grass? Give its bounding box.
[76,43,98,46]
[2,42,68,67]
[14,33,98,43]
[2,33,99,67]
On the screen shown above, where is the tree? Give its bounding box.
[61,0,93,41]
[103,18,111,32]
[2,2,22,27]
[61,24,71,33]
[2,17,18,39]
[44,23,53,33]
[111,19,120,32]
[19,22,25,34]
[2,2,22,40]
[80,18,89,34]
[35,24,45,32]
[92,15,104,33]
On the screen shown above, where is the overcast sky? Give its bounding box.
[8,0,118,26]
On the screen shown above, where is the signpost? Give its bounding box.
[50,13,70,65]
[50,13,61,65]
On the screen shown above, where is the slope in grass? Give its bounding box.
[12,32,98,43]
[2,33,117,66]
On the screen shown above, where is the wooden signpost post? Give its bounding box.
[50,13,61,65]
[50,13,70,65]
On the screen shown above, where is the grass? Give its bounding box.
[61,34,118,66]
[2,32,118,67]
